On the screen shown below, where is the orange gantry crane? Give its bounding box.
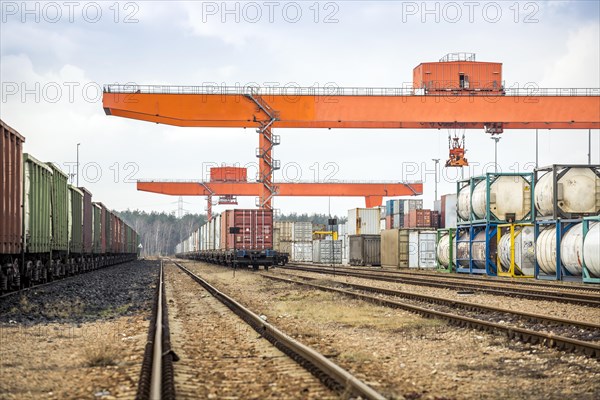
[102,53,600,209]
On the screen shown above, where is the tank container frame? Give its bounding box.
[456,223,498,276]
[458,173,534,224]
[534,219,581,282]
[534,164,600,220]
[435,228,456,273]
[495,223,534,278]
[582,215,600,284]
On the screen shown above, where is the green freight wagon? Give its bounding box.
[23,154,53,283]
[92,203,102,253]
[68,185,84,274]
[47,163,69,278]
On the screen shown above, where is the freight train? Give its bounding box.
[1,119,139,292]
[175,209,287,270]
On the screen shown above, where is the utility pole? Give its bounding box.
[491,136,501,173]
[432,159,440,201]
[76,143,80,186]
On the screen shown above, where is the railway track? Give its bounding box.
[139,260,386,399]
[261,272,600,359]
[281,264,600,307]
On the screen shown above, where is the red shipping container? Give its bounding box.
[210,167,247,182]
[79,187,93,253]
[222,209,273,251]
[1,119,24,255]
[406,209,434,228]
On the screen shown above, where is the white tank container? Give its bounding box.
[583,222,600,277]
[471,176,532,221]
[471,230,495,269]
[536,226,558,275]
[535,167,600,217]
[498,226,535,275]
[457,186,471,221]
[436,233,457,267]
[456,232,471,267]
[561,222,600,276]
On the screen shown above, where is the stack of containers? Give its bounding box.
[291,221,312,262]
[384,199,424,229]
[348,208,381,266]
[453,172,535,276]
[533,165,600,283]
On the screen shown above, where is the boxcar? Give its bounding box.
[68,185,84,274]
[0,119,25,291]
[47,163,69,278]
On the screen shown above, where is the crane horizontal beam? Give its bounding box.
[137,181,423,208]
[103,89,600,129]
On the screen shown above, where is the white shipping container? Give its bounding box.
[292,242,313,262]
[292,222,313,242]
[275,221,294,242]
[408,230,437,268]
[347,208,381,235]
[214,214,221,250]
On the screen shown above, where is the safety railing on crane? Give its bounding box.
[104,84,599,97]
[137,179,423,184]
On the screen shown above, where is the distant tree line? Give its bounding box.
[117,210,346,256]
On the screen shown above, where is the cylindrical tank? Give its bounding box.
[436,233,457,267]
[471,176,532,221]
[498,226,535,275]
[583,223,600,277]
[457,185,471,221]
[456,232,471,267]
[535,167,600,217]
[471,230,497,269]
[561,222,600,276]
[536,226,558,275]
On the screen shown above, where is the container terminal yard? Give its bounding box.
[1,2,600,399]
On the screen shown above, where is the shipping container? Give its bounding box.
[312,240,342,264]
[1,119,25,256]
[380,229,409,268]
[94,202,108,254]
[275,221,293,242]
[291,242,312,262]
[23,154,53,254]
[408,230,437,268]
[79,187,93,253]
[292,221,312,242]
[221,209,273,250]
[68,185,84,254]
[405,209,433,228]
[347,208,381,235]
[349,235,381,266]
[413,56,503,93]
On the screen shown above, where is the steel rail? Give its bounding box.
[280,265,600,307]
[287,263,600,293]
[136,260,175,400]
[262,274,600,359]
[274,272,600,331]
[173,262,386,400]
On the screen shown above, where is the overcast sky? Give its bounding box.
[2,0,599,218]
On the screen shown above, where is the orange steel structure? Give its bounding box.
[102,53,600,209]
[137,180,421,210]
